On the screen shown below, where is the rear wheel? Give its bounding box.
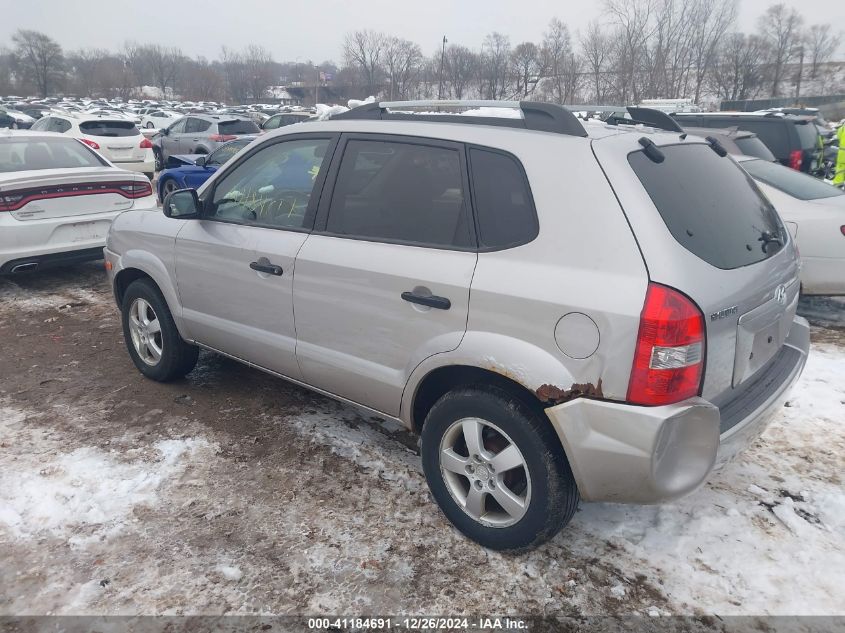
[421,385,579,552]
[121,279,198,381]
[146,122,155,128]
[154,149,163,171]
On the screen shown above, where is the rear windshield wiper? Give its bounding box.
[758,230,782,252]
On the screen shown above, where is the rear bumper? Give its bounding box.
[0,247,104,274]
[545,315,810,503]
[111,159,156,175]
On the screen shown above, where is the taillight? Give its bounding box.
[80,138,100,150]
[841,226,845,237]
[789,150,802,171]
[209,134,237,142]
[139,138,153,149]
[0,193,23,212]
[627,283,705,406]
[118,181,153,199]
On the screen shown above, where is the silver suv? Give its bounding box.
[105,101,809,551]
[152,114,261,170]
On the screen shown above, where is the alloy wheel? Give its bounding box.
[128,298,163,366]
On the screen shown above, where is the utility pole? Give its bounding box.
[315,65,319,105]
[437,35,448,100]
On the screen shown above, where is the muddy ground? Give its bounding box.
[0,262,843,619]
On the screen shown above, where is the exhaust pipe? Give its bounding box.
[10,262,38,273]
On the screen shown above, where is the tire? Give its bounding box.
[121,279,198,382]
[154,149,163,171]
[146,122,155,128]
[159,177,179,202]
[421,385,579,552]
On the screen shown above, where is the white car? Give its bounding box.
[141,110,181,130]
[739,155,845,296]
[30,113,155,179]
[0,130,156,274]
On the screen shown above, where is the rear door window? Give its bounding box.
[218,119,260,135]
[326,138,471,248]
[468,148,538,249]
[185,118,211,134]
[629,144,785,269]
[79,120,139,137]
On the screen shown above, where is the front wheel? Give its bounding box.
[159,177,179,202]
[121,279,198,381]
[421,386,579,552]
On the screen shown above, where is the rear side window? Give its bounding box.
[735,121,787,158]
[79,120,139,137]
[742,158,844,201]
[218,119,260,135]
[733,135,776,161]
[327,139,471,248]
[469,148,538,248]
[629,144,785,270]
[185,118,211,133]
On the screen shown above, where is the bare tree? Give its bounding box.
[806,24,842,79]
[136,44,184,98]
[479,32,511,99]
[758,3,804,97]
[604,0,658,103]
[383,37,423,99]
[67,48,109,96]
[580,21,611,103]
[710,32,768,101]
[443,44,478,98]
[221,46,249,103]
[242,45,275,100]
[511,42,542,97]
[541,18,573,103]
[343,30,385,96]
[12,29,63,97]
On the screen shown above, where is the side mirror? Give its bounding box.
[195,155,206,167]
[160,127,169,136]
[163,189,201,219]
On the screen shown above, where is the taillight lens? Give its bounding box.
[79,138,100,150]
[627,283,705,406]
[789,150,802,171]
[209,134,237,142]
[139,138,153,149]
[0,193,23,212]
[118,181,153,198]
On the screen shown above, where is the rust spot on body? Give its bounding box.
[536,379,603,406]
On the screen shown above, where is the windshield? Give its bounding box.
[734,136,777,162]
[742,158,845,201]
[0,137,107,172]
[629,144,786,270]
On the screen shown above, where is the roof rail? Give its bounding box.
[331,100,587,138]
[571,104,685,133]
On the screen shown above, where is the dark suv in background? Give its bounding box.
[682,126,777,162]
[152,114,260,170]
[672,112,820,172]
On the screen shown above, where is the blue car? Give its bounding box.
[156,138,254,201]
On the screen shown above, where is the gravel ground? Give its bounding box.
[0,263,843,618]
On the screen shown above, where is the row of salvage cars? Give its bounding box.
[0,106,843,299]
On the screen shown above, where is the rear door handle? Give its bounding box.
[250,261,284,276]
[401,291,451,310]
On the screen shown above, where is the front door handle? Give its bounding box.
[401,291,451,310]
[250,261,284,276]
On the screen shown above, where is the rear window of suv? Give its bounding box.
[794,121,818,150]
[79,120,139,137]
[629,144,785,269]
[217,120,260,135]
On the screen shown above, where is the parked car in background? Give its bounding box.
[30,113,155,180]
[0,130,156,274]
[738,155,845,296]
[673,112,820,173]
[156,138,253,201]
[141,110,182,129]
[0,107,36,129]
[105,100,809,551]
[152,114,260,170]
[261,112,313,131]
[683,126,776,162]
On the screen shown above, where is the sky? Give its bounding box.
[1,0,840,63]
